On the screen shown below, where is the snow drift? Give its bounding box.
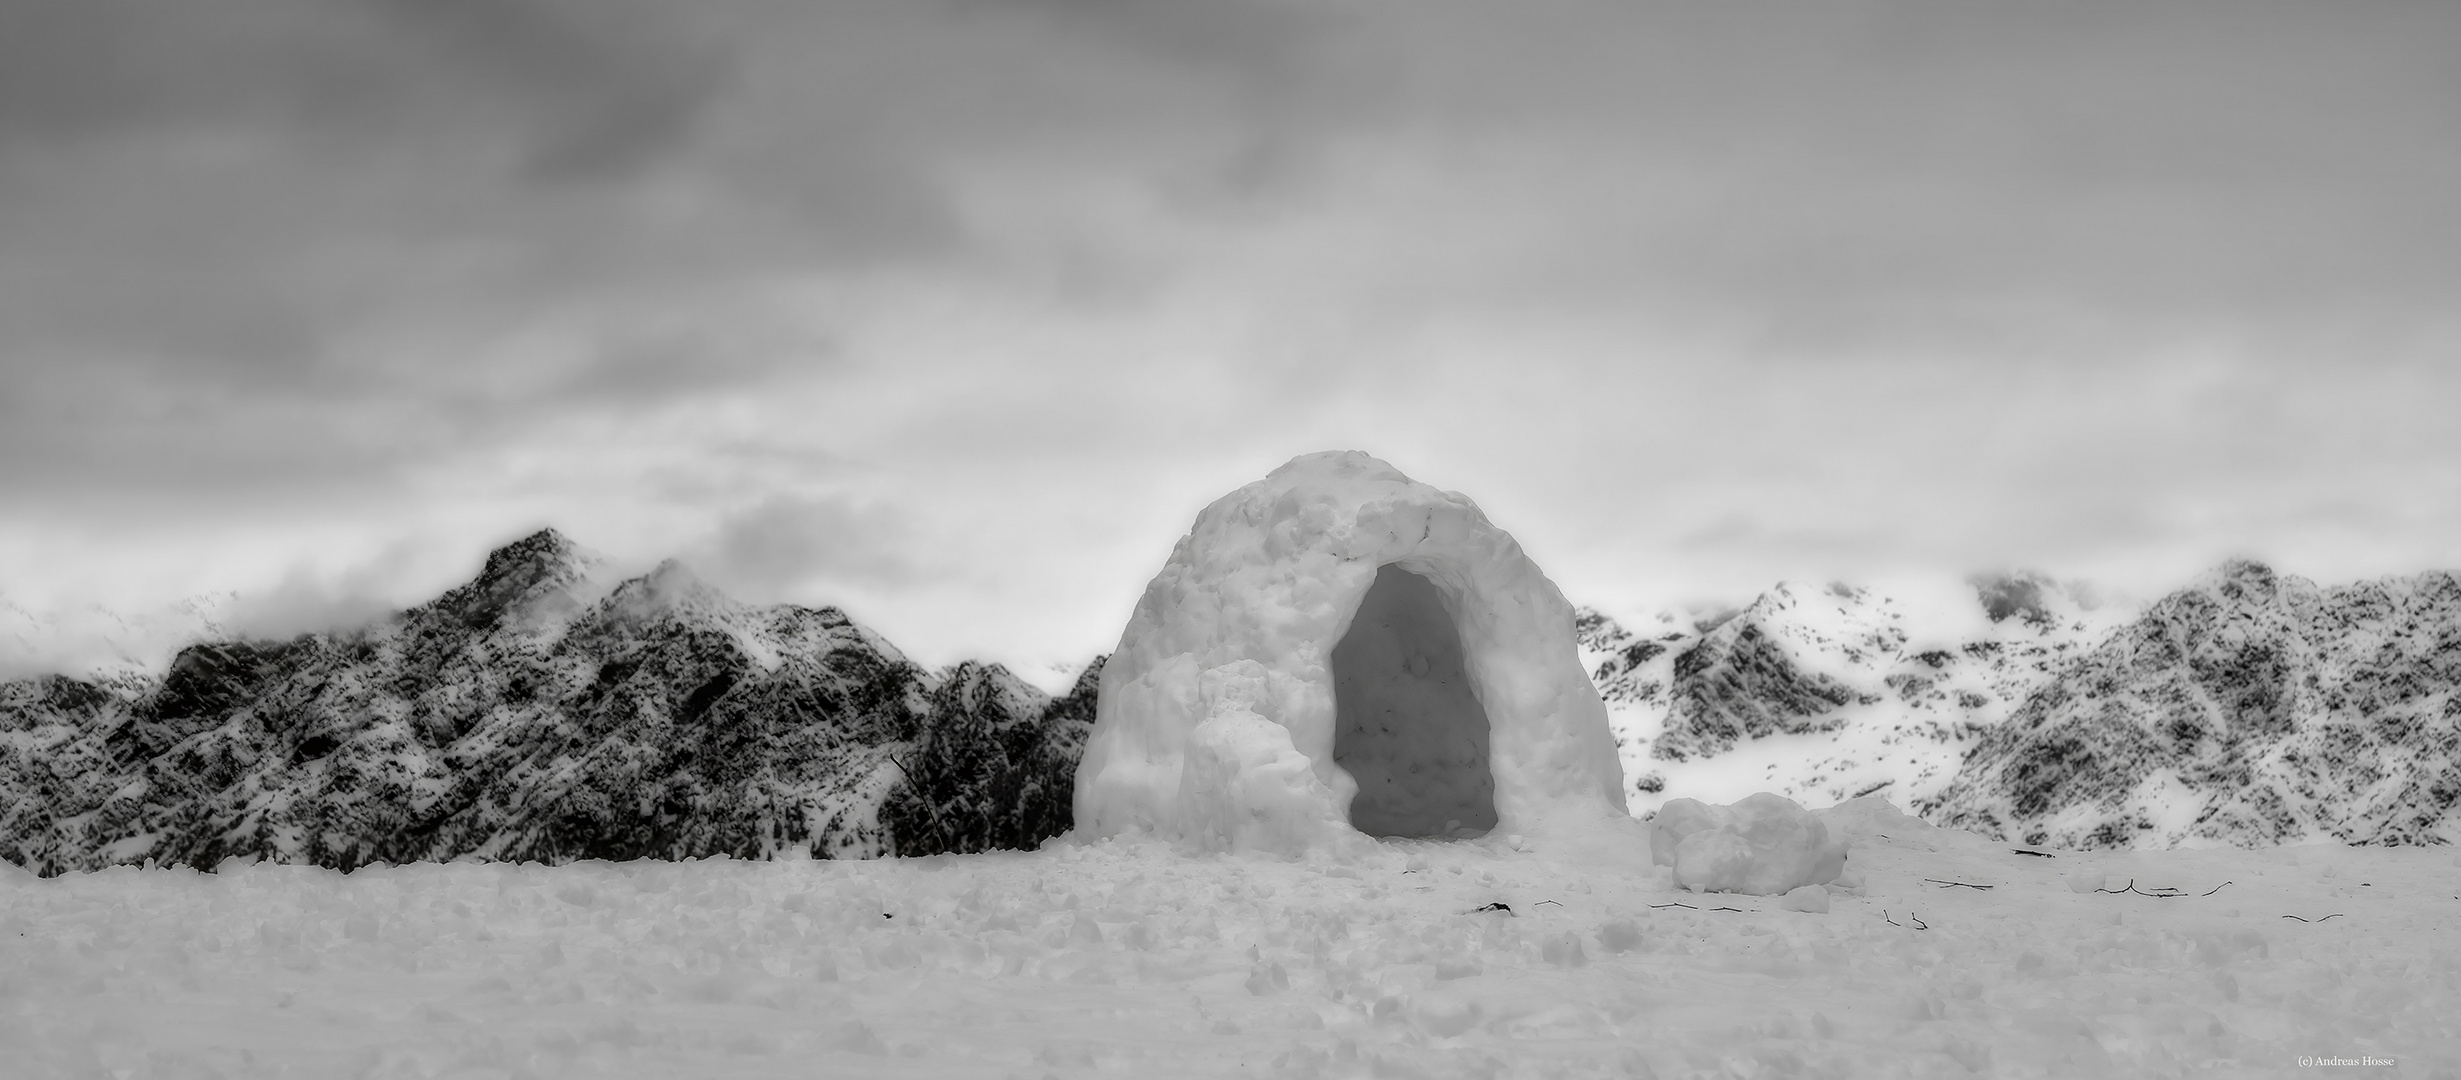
[1072,451,1629,854]
[1649,793,1848,895]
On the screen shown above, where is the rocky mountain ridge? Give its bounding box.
[1577,571,2123,816]
[1922,561,2461,848]
[0,529,1096,875]
[10,536,2460,862]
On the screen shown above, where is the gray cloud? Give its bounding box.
[0,2,921,440]
[691,495,918,602]
[9,0,2455,372]
[1373,3,2461,358]
[220,563,408,643]
[4,0,2460,674]
[0,0,726,174]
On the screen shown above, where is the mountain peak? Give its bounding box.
[478,528,589,582]
[2206,558,2288,605]
[434,528,599,630]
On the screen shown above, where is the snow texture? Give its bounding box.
[1075,451,1629,854]
[3,812,2451,1078]
[1648,793,1849,895]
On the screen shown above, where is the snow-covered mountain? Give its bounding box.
[0,530,1096,875]
[1578,572,2125,817]
[1586,560,2461,849]
[13,538,2461,866]
[1923,560,2461,849]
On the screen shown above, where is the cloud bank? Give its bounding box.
[3,1,2456,675]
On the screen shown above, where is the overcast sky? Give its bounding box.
[4,0,2458,682]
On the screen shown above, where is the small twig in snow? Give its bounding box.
[2012,849,2056,858]
[2281,913,2345,923]
[2095,878,2203,899]
[1535,899,1563,907]
[1922,878,1993,890]
[1468,902,1513,916]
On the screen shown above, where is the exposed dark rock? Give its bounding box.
[1649,584,1901,762]
[0,534,1108,875]
[1580,573,2131,812]
[1925,564,2461,848]
[878,657,1099,856]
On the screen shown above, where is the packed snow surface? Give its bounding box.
[5,803,2453,1078]
[1077,451,1626,854]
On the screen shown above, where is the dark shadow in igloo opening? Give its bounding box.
[1332,563,1499,838]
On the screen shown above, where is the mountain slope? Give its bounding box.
[0,530,1096,874]
[1922,561,2461,848]
[1579,573,2121,816]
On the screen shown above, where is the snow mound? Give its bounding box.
[1814,793,1933,844]
[1649,793,1847,895]
[1073,451,1629,854]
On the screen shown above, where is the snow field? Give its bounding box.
[2,819,2456,1079]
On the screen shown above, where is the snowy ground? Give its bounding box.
[4,805,2455,1079]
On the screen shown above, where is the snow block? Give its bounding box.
[1814,794,1931,844]
[1779,884,1831,913]
[1650,793,1847,895]
[1072,451,1629,854]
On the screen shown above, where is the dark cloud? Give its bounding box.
[367,0,730,180]
[0,1,937,374]
[0,0,727,176]
[0,0,1378,515]
[955,0,1355,119]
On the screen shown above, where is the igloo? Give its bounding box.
[1072,451,1632,854]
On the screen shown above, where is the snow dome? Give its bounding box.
[1072,451,1629,854]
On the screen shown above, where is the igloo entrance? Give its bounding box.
[1332,564,1498,838]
